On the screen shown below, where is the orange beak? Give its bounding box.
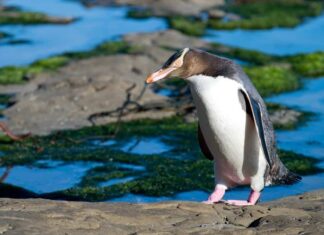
[146,67,176,84]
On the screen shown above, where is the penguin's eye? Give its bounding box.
[162,49,184,69]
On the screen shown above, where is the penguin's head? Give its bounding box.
[146,48,234,84]
[146,48,193,84]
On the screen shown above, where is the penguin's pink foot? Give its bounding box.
[203,184,227,204]
[225,190,260,206]
[225,200,254,206]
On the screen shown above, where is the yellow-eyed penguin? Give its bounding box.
[146,48,301,205]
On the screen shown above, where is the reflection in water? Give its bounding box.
[0,0,167,67]
[205,14,324,55]
[0,166,12,183]
[99,176,136,187]
[92,137,173,155]
[120,138,173,155]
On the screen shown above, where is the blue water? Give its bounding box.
[268,78,324,159]
[205,14,324,55]
[120,138,173,155]
[0,0,167,67]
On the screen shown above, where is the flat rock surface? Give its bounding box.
[80,0,224,17]
[0,190,323,234]
[0,30,208,135]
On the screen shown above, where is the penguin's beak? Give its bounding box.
[146,67,176,84]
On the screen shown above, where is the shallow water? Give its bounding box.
[119,138,172,155]
[205,14,324,55]
[267,77,324,159]
[92,137,173,155]
[0,160,102,193]
[0,0,167,67]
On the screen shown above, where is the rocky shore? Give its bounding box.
[0,30,307,135]
[0,190,323,234]
[80,0,225,17]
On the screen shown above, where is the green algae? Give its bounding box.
[168,17,206,37]
[279,150,322,175]
[0,7,73,25]
[0,116,320,201]
[244,66,300,97]
[208,0,323,30]
[289,52,324,77]
[210,43,277,66]
[127,9,153,19]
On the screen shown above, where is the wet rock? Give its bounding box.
[80,0,224,17]
[0,190,323,234]
[208,9,226,19]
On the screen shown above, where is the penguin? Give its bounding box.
[146,48,301,205]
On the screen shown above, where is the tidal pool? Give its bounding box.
[205,14,324,55]
[267,77,324,159]
[0,160,102,193]
[92,137,173,155]
[0,0,167,67]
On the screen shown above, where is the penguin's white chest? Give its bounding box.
[188,75,266,188]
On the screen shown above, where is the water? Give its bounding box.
[0,160,102,193]
[267,77,324,159]
[205,14,324,55]
[92,137,173,155]
[120,138,172,155]
[0,0,167,67]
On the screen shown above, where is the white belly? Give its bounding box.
[188,75,267,189]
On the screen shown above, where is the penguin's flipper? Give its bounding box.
[198,123,214,161]
[239,89,272,168]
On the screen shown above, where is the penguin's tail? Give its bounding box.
[279,171,302,185]
[270,160,302,185]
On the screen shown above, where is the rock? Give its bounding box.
[1,30,210,135]
[80,0,225,17]
[208,9,226,19]
[0,190,323,234]
[270,108,302,128]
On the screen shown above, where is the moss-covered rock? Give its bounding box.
[279,150,321,175]
[210,43,277,66]
[127,8,153,19]
[168,17,206,37]
[244,66,300,97]
[209,0,323,30]
[0,8,74,25]
[289,52,324,77]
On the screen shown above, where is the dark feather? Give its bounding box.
[198,123,214,161]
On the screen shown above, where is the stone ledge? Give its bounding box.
[0,190,323,234]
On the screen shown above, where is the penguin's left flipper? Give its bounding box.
[239,89,272,168]
[198,123,214,161]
